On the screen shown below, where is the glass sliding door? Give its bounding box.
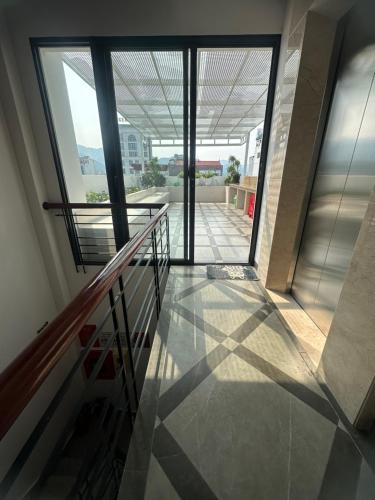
[39,47,116,263]
[35,37,279,267]
[110,50,189,260]
[193,47,273,263]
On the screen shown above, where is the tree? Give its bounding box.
[86,190,110,202]
[141,157,166,188]
[225,155,241,185]
[201,171,216,179]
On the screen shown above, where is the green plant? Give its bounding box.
[225,155,241,185]
[86,190,110,202]
[126,186,141,195]
[201,171,217,179]
[179,170,216,180]
[141,157,166,188]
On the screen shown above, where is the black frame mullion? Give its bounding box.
[248,40,280,265]
[91,42,130,250]
[189,48,197,264]
[31,43,87,270]
[183,49,189,262]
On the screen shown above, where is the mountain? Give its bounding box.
[77,145,105,165]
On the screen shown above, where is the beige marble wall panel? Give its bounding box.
[265,11,336,291]
[256,12,306,279]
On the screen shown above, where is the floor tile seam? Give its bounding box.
[232,343,339,426]
[253,279,375,472]
[157,344,232,422]
[121,301,175,499]
[152,424,219,500]
[171,302,227,343]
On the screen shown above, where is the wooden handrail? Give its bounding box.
[0,203,169,441]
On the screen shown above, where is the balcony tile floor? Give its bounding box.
[120,266,375,500]
[169,203,252,262]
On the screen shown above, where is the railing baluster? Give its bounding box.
[166,213,171,270]
[1,203,169,499]
[118,274,139,408]
[109,288,133,428]
[152,228,161,317]
[159,214,164,260]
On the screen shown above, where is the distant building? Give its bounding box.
[118,121,152,175]
[196,160,223,176]
[169,158,223,176]
[248,128,263,176]
[167,154,184,176]
[80,156,106,175]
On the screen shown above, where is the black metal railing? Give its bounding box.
[0,204,170,499]
[43,202,166,267]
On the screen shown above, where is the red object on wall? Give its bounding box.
[248,193,256,219]
[83,349,116,380]
[79,324,99,347]
[80,325,115,380]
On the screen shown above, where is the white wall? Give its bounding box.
[4,0,285,38]
[0,95,84,497]
[0,100,57,370]
[0,13,71,308]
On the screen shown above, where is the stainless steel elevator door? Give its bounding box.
[292,3,375,335]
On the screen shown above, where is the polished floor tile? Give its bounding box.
[168,203,252,262]
[120,267,375,500]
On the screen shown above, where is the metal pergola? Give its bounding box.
[62,47,272,147]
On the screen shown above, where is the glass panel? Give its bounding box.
[194,48,272,263]
[40,48,115,263]
[111,51,186,259]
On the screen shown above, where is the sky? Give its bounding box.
[64,62,261,166]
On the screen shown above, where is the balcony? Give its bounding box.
[169,202,252,262]
[62,179,255,265]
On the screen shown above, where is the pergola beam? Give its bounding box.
[63,49,271,143]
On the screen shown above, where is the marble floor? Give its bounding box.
[119,266,375,500]
[169,203,252,262]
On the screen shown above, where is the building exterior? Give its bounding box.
[248,128,263,176]
[169,158,223,176]
[118,121,152,175]
[79,156,106,175]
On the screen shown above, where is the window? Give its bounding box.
[39,47,114,264]
[39,47,109,203]
[128,134,138,156]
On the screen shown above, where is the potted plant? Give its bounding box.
[141,157,166,188]
[224,155,241,185]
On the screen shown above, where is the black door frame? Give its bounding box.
[31,35,280,266]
